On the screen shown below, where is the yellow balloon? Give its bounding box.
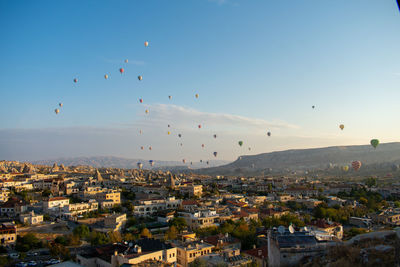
[195,94,199,99]
[167,131,171,135]
[104,74,108,79]
[145,109,149,114]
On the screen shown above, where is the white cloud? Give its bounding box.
[133,104,298,134]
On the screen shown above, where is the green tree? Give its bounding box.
[165,226,178,240]
[49,243,70,260]
[89,231,110,246]
[359,197,368,205]
[140,228,152,238]
[108,231,122,243]
[55,236,68,246]
[365,177,376,188]
[169,217,187,232]
[73,224,90,238]
[189,258,208,267]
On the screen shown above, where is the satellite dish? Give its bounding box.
[288,225,295,234]
[278,226,285,235]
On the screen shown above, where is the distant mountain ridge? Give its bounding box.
[32,156,230,169]
[196,142,400,175]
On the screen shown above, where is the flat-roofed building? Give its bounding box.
[172,240,214,267]
[76,239,176,267]
[179,210,219,230]
[133,197,182,217]
[179,184,202,198]
[19,211,43,225]
[104,213,127,232]
[0,223,17,247]
[43,196,70,213]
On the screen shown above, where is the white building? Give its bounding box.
[43,197,70,213]
[133,197,182,217]
[19,211,43,225]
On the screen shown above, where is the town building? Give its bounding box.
[76,239,176,267]
[179,210,219,230]
[104,213,127,232]
[19,211,43,225]
[172,240,214,267]
[243,246,268,267]
[133,197,181,217]
[43,196,70,213]
[178,184,203,198]
[0,222,17,247]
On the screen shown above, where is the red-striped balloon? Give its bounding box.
[352,161,362,171]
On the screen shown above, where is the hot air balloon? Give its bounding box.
[104,74,108,79]
[119,68,124,74]
[201,144,205,148]
[198,125,201,129]
[343,165,349,172]
[200,160,203,163]
[145,109,149,114]
[149,160,154,166]
[167,131,171,135]
[144,41,149,47]
[125,59,128,63]
[206,161,209,165]
[238,141,243,147]
[182,159,186,164]
[59,103,63,107]
[149,146,152,150]
[139,98,143,103]
[168,124,170,128]
[168,95,172,100]
[195,94,199,99]
[180,143,183,146]
[138,75,143,81]
[137,162,143,169]
[54,109,60,114]
[339,124,344,130]
[248,147,251,151]
[267,132,271,137]
[178,134,182,138]
[352,161,362,171]
[213,152,217,157]
[312,105,315,109]
[139,130,142,134]
[213,134,217,139]
[370,139,379,149]
[141,146,144,150]
[190,162,193,165]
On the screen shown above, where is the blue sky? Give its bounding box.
[1,0,400,162]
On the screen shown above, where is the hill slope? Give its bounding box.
[196,142,400,175]
[32,156,229,169]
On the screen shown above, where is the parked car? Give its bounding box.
[15,262,27,267]
[27,261,37,266]
[9,252,19,259]
[27,252,38,257]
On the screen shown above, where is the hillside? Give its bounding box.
[32,156,230,170]
[196,142,400,176]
